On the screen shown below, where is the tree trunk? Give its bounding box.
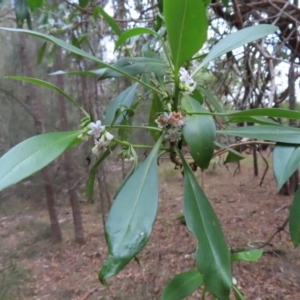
[53,49,85,244]
[19,33,62,242]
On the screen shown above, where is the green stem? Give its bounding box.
[110,125,162,132]
[173,73,180,111]
[113,137,169,150]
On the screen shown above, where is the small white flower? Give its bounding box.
[92,145,101,155]
[87,120,105,138]
[165,127,182,142]
[124,156,134,162]
[179,68,197,96]
[232,277,237,285]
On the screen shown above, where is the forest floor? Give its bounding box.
[1,153,300,300]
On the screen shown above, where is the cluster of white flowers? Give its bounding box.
[179,68,196,95]
[82,120,114,155]
[155,111,185,142]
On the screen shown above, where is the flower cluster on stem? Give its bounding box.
[179,68,196,96]
[155,111,185,142]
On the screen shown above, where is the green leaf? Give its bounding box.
[233,286,246,300]
[149,92,164,142]
[93,6,122,36]
[231,249,263,262]
[104,83,138,125]
[79,0,89,8]
[99,136,163,282]
[28,0,43,12]
[99,57,167,80]
[36,41,47,65]
[228,116,280,126]
[0,27,162,94]
[161,270,203,300]
[273,144,300,190]
[178,151,231,300]
[218,125,300,144]
[0,131,82,191]
[86,144,117,202]
[6,76,89,118]
[115,27,158,50]
[182,97,216,169]
[164,0,208,72]
[193,25,278,75]
[289,185,300,247]
[15,0,31,29]
[214,141,245,164]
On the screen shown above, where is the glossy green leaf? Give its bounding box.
[164,0,208,72]
[104,83,138,125]
[99,57,167,80]
[218,125,300,144]
[93,6,122,36]
[99,136,163,282]
[231,249,263,262]
[214,141,245,164]
[273,144,300,190]
[0,27,162,94]
[182,97,216,169]
[0,131,82,191]
[50,69,105,77]
[149,92,164,142]
[193,25,278,75]
[178,151,231,299]
[289,185,300,247]
[161,270,203,300]
[115,27,158,50]
[7,76,89,118]
[86,144,117,202]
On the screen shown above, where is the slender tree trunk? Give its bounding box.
[19,34,62,242]
[53,49,85,244]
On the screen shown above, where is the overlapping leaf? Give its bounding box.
[178,151,232,299]
[99,136,163,282]
[289,186,300,247]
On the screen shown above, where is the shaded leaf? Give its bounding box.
[79,0,89,8]
[161,270,203,300]
[182,97,216,169]
[37,41,47,65]
[149,92,164,142]
[228,116,279,126]
[104,83,138,125]
[99,57,167,80]
[99,136,163,282]
[86,144,117,202]
[273,144,300,190]
[289,185,300,247]
[178,151,231,299]
[0,131,82,191]
[164,0,208,72]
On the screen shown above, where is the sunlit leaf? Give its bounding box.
[231,249,263,262]
[161,270,203,300]
[164,0,208,72]
[178,151,231,299]
[99,136,163,282]
[289,185,300,247]
[218,125,300,144]
[193,25,278,75]
[273,144,300,190]
[0,131,82,191]
[182,97,216,169]
[115,27,158,50]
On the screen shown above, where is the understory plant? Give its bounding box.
[1,1,300,299]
